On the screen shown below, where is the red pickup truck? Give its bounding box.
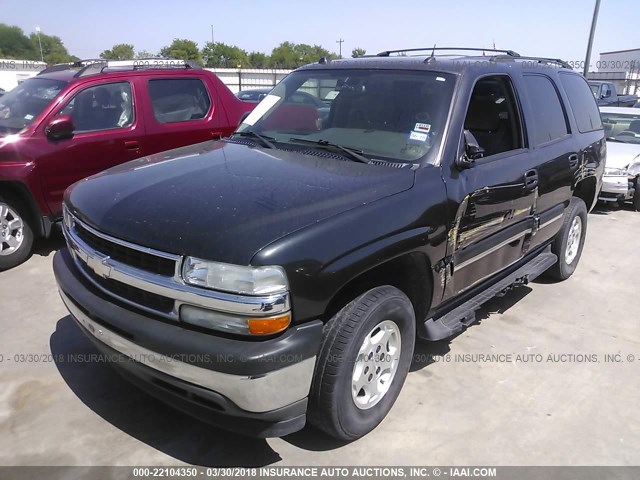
[0,59,254,270]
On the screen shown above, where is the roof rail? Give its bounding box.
[38,58,199,77]
[492,55,573,69]
[375,47,520,57]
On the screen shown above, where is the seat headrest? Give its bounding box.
[465,99,501,131]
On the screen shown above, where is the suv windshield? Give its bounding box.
[601,110,640,144]
[0,78,67,134]
[236,69,455,163]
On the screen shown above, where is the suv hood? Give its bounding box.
[67,141,415,265]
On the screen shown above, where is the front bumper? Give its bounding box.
[53,248,323,437]
[599,175,634,201]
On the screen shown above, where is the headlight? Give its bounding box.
[604,167,628,176]
[182,257,288,295]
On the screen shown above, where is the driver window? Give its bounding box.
[463,76,523,158]
[60,82,133,132]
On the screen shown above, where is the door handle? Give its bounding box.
[524,169,538,191]
[568,153,579,168]
[125,140,140,151]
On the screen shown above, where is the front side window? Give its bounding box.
[148,78,211,123]
[0,78,67,134]
[600,110,640,144]
[523,75,568,146]
[236,69,456,163]
[60,82,134,132]
[463,75,524,158]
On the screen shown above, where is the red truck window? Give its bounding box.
[148,78,211,123]
[60,82,134,132]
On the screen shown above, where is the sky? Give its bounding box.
[2,0,638,68]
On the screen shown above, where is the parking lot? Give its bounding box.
[0,203,639,467]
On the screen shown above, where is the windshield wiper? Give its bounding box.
[288,137,370,164]
[232,130,276,149]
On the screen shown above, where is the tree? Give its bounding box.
[352,47,366,58]
[135,50,157,59]
[29,31,75,64]
[269,42,336,69]
[100,43,134,60]
[0,24,36,60]
[248,51,270,68]
[160,39,202,65]
[201,41,249,68]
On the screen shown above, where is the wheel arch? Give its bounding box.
[573,176,598,212]
[323,251,434,327]
[0,181,48,237]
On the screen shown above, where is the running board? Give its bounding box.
[419,248,557,341]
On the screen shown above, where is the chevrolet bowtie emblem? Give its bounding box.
[87,254,112,279]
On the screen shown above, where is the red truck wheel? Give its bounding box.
[0,194,34,271]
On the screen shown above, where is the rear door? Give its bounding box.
[37,77,145,216]
[448,75,538,296]
[519,73,577,250]
[139,74,225,154]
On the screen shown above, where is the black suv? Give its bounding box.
[54,48,604,440]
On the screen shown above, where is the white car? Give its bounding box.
[599,107,640,211]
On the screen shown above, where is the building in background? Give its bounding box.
[587,48,640,95]
[0,59,46,91]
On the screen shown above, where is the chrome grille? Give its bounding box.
[74,221,176,276]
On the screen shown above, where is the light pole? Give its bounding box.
[336,38,344,58]
[211,25,214,45]
[583,0,601,77]
[35,25,44,62]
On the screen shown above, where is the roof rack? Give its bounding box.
[38,58,200,78]
[375,47,521,57]
[492,55,573,69]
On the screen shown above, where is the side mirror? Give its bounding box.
[45,115,75,141]
[457,130,485,169]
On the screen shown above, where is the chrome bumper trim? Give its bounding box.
[60,290,315,413]
[63,213,290,318]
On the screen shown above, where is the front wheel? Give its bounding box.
[0,195,34,271]
[308,286,415,441]
[633,179,640,212]
[547,197,587,281]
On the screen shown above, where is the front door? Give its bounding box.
[448,75,539,296]
[37,79,144,217]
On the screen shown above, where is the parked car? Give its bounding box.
[588,81,638,107]
[0,58,254,270]
[237,87,330,123]
[54,48,604,440]
[236,88,270,101]
[599,107,640,210]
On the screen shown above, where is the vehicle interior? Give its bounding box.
[463,76,523,157]
[61,82,133,132]
[601,111,640,143]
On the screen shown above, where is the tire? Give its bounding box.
[547,197,587,281]
[308,286,416,440]
[0,194,34,271]
[634,179,640,212]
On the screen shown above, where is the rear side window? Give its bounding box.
[148,78,211,123]
[558,73,603,133]
[523,75,568,145]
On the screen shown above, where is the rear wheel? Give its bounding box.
[547,197,587,280]
[308,286,415,440]
[0,194,34,271]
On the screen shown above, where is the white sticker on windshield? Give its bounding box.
[24,114,34,120]
[324,90,340,100]
[409,131,428,142]
[242,94,282,126]
[414,122,431,133]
